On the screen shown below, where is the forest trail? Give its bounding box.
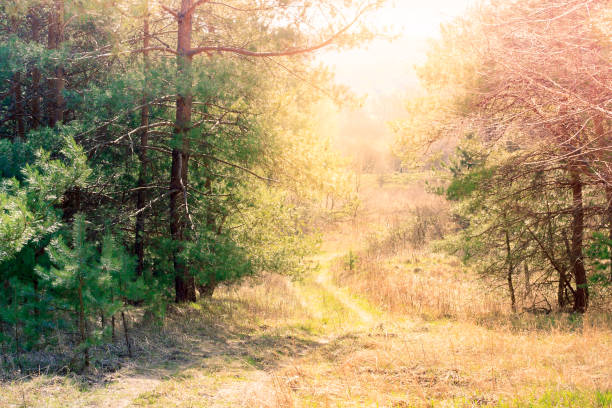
[200,248,386,407]
[45,246,387,408]
[5,241,611,407]
[101,377,162,408]
[312,251,377,327]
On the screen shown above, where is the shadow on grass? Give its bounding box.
[0,295,324,389]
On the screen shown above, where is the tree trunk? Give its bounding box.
[594,115,611,282]
[570,171,588,313]
[197,173,218,298]
[541,201,571,309]
[198,276,217,298]
[30,9,42,129]
[9,16,25,140]
[607,185,612,282]
[49,2,75,223]
[121,311,132,358]
[524,262,530,299]
[171,0,196,302]
[111,314,116,342]
[13,71,25,140]
[61,186,81,221]
[47,0,65,128]
[504,229,516,313]
[134,4,150,277]
[558,267,568,308]
[31,67,41,128]
[78,276,89,368]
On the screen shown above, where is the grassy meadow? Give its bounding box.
[1,174,610,408]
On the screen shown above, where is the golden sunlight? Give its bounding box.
[320,0,476,95]
[1,0,610,406]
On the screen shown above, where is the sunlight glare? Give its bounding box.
[319,0,475,96]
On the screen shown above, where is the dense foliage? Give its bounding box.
[395,0,611,314]
[0,0,370,371]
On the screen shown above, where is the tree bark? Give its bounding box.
[121,311,132,358]
[8,16,25,140]
[30,9,42,129]
[524,262,530,299]
[13,72,25,140]
[47,0,65,128]
[606,185,612,282]
[198,275,216,298]
[198,173,218,298]
[171,0,196,302]
[504,229,516,313]
[111,314,116,342]
[593,115,611,282]
[570,171,588,313]
[558,267,568,308]
[134,3,150,277]
[78,276,89,368]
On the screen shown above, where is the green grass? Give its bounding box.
[390,389,612,408]
[498,389,612,408]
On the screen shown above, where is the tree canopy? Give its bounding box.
[0,0,375,370]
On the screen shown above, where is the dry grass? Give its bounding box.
[270,173,612,407]
[253,252,611,407]
[2,262,611,407]
[2,173,611,407]
[266,318,612,407]
[333,249,505,321]
[0,272,325,408]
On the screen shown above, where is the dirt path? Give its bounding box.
[79,248,376,407]
[4,248,391,407]
[102,376,162,408]
[6,245,611,408]
[313,252,377,327]
[208,250,384,406]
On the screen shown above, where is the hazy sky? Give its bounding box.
[317,0,475,165]
[319,0,475,96]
